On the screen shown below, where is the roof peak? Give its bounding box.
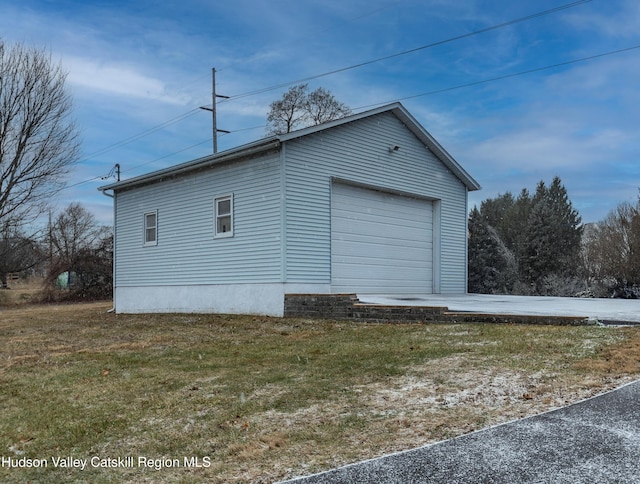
[99,102,480,193]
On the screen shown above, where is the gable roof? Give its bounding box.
[99,102,480,193]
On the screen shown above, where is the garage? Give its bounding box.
[331,182,433,294]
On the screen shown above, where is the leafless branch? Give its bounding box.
[0,40,80,229]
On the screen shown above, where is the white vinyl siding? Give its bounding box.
[112,107,471,302]
[284,111,468,293]
[114,152,282,287]
[331,183,433,293]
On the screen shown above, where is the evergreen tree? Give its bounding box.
[511,188,533,267]
[523,194,554,287]
[523,177,583,291]
[468,177,582,295]
[468,207,517,293]
[479,191,515,234]
[548,176,583,272]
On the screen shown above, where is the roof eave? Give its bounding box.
[98,102,480,193]
[98,137,280,192]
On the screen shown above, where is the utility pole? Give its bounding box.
[48,210,53,266]
[102,164,120,182]
[200,67,230,153]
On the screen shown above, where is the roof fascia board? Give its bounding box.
[98,137,280,192]
[98,102,480,193]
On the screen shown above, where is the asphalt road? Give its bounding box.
[281,379,640,483]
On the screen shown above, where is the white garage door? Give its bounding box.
[331,183,433,294]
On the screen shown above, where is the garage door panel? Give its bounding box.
[333,202,432,222]
[334,231,431,247]
[332,278,427,293]
[333,214,431,239]
[333,270,428,281]
[331,183,433,294]
[333,218,430,235]
[333,240,431,258]
[333,254,430,267]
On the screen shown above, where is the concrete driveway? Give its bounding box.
[281,379,640,483]
[359,294,640,325]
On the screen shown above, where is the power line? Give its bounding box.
[114,125,268,177]
[66,42,640,193]
[120,139,214,173]
[77,0,591,164]
[62,41,640,195]
[64,0,602,192]
[354,44,640,110]
[64,125,269,191]
[218,0,593,102]
[76,4,412,162]
[81,108,202,160]
[64,138,214,191]
[215,1,401,76]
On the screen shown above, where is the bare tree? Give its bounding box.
[50,203,106,268]
[46,203,112,299]
[266,84,309,135]
[305,86,352,125]
[0,40,80,229]
[266,84,351,135]
[584,200,640,297]
[0,230,42,287]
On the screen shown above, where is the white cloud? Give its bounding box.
[66,57,192,105]
[467,125,630,174]
[565,0,640,39]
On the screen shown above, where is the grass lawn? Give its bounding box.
[1,302,639,483]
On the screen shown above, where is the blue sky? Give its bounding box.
[1,0,639,224]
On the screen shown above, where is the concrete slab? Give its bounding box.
[281,379,640,483]
[358,294,640,324]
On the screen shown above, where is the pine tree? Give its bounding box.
[511,188,532,266]
[523,194,553,287]
[548,176,583,272]
[468,207,517,293]
[468,177,583,295]
[523,177,582,291]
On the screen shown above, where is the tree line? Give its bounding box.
[469,177,640,298]
[1,203,113,300]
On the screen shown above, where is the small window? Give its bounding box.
[144,211,157,246]
[214,195,233,238]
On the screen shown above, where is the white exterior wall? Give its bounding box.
[114,283,330,316]
[283,111,469,293]
[114,151,283,290]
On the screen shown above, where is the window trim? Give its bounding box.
[143,210,158,246]
[214,194,234,238]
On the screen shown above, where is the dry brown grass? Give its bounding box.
[0,277,44,306]
[0,303,639,483]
